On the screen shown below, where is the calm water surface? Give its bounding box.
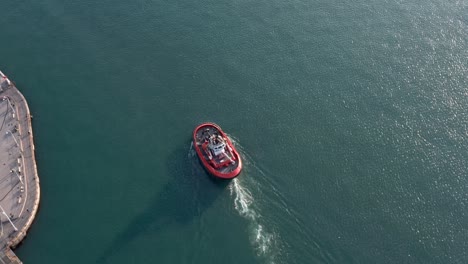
[0,0,467,263]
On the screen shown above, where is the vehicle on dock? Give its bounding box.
[193,123,242,179]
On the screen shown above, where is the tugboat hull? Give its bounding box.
[193,123,242,179]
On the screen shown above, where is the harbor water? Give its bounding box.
[0,0,466,263]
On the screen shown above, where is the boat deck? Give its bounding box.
[194,125,240,175]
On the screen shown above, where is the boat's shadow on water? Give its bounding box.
[97,142,229,263]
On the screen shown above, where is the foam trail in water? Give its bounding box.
[231,178,256,219]
[190,138,280,262]
[230,178,277,263]
[188,141,196,158]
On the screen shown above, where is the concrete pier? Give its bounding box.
[0,71,40,263]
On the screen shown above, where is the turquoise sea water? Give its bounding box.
[0,0,467,263]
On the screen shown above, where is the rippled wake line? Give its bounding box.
[190,139,280,263]
[229,178,278,263]
[228,135,281,263]
[188,141,195,158]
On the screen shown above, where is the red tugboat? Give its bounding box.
[193,123,242,179]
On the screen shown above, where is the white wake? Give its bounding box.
[230,178,277,263]
[189,138,281,263]
[188,141,195,158]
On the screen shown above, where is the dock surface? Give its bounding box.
[0,72,40,263]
